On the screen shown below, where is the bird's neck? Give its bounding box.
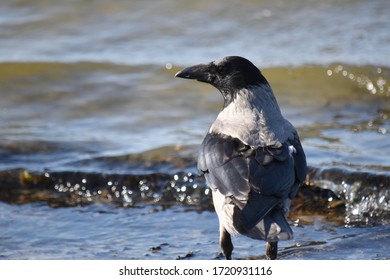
[210,84,290,147]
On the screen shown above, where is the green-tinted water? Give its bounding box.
[1,0,389,260]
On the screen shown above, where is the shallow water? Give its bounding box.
[0,0,389,260]
[1,202,389,260]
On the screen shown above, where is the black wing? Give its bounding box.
[288,132,307,198]
[197,132,251,199]
[198,132,307,231]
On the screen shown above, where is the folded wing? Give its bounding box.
[198,132,306,236]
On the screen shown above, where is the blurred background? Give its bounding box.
[0,0,389,260]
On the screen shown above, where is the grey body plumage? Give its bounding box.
[175,56,307,259]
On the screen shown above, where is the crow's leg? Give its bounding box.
[266,241,278,260]
[220,227,233,260]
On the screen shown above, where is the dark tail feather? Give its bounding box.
[264,207,293,241]
[232,192,282,233]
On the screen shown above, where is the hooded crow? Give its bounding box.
[175,56,307,260]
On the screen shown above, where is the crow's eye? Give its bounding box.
[217,64,230,75]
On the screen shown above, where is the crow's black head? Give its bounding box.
[175,56,269,103]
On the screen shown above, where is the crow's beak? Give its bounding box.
[175,63,213,83]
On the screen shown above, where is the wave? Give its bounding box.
[0,164,388,226]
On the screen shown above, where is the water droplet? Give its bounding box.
[335,65,343,73]
[378,127,387,134]
[352,208,359,215]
